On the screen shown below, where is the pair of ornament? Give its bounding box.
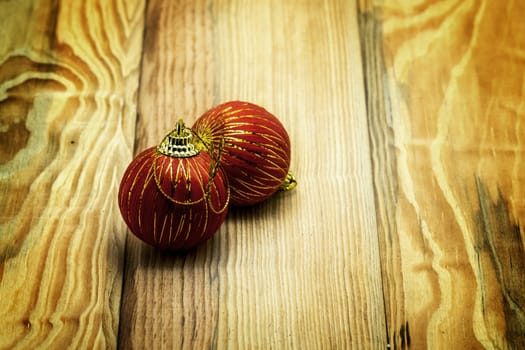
[118,101,296,250]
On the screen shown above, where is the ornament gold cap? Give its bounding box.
[157,120,200,158]
[279,170,297,191]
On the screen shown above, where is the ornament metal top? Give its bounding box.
[157,120,200,158]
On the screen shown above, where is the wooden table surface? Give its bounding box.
[1,0,524,348]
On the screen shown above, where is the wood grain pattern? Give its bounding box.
[0,0,144,348]
[3,0,523,348]
[118,0,387,348]
[359,0,525,348]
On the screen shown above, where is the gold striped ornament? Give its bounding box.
[118,120,229,250]
[192,101,296,206]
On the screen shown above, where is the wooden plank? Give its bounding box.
[0,1,145,348]
[118,0,387,348]
[358,0,525,348]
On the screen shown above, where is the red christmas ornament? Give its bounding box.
[118,120,229,250]
[192,101,296,206]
